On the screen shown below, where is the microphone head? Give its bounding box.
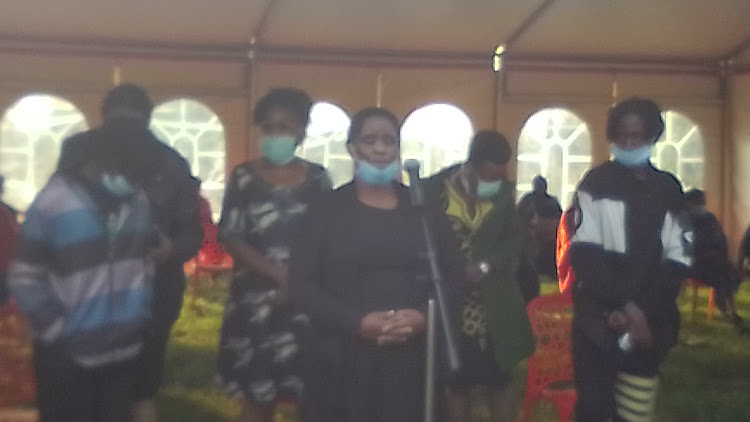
[403,159,421,177]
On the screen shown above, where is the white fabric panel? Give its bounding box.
[661,211,691,267]
[571,190,627,254]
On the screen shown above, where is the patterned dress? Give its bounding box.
[215,160,331,404]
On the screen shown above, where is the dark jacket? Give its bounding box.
[424,165,535,371]
[569,161,689,359]
[289,182,463,421]
[58,121,203,325]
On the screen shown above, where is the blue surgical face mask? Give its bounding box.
[610,144,652,167]
[476,180,502,199]
[356,160,400,186]
[101,173,136,198]
[261,135,298,166]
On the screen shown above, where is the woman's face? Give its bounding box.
[259,106,306,142]
[348,116,400,167]
[613,113,651,150]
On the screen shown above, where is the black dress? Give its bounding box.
[290,183,464,422]
[347,204,427,421]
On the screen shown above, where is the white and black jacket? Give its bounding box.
[568,161,691,355]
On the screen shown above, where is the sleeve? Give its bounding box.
[167,157,204,263]
[288,198,365,336]
[634,209,691,315]
[476,195,523,274]
[431,207,466,317]
[8,202,66,342]
[217,165,251,245]
[568,190,630,308]
[556,210,574,293]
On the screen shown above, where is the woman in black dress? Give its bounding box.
[215,88,331,422]
[289,107,463,422]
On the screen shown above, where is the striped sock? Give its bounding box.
[613,372,659,422]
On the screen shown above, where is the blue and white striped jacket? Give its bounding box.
[9,174,154,368]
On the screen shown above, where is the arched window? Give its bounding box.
[296,102,352,188]
[401,103,473,177]
[652,111,705,190]
[150,98,226,221]
[0,94,88,211]
[516,108,592,209]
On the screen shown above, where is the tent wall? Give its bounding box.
[732,74,750,249]
[0,51,740,245]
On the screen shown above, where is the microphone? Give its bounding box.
[403,159,424,207]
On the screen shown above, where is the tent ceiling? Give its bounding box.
[0,0,265,45]
[260,0,544,52]
[512,0,750,60]
[1,0,749,67]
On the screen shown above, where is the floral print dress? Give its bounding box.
[215,160,331,404]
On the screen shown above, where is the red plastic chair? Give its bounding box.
[186,244,232,310]
[683,278,715,322]
[184,197,233,309]
[520,293,577,422]
[0,300,36,409]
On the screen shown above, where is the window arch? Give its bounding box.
[296,101,352,188]
[400,103,473,177]
[516,107,592,209]
[150,98,226,222]
[651,110,705,190]
[0,94,88,211]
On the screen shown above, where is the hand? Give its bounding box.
[360,311,397,343]
[382,309,426,338]
[377,309,427,346]
[375,334,409,346]
[149,231,174,264]
[607,309,629,333]
[623,302,653,349]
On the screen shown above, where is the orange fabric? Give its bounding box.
[556,210,574,294]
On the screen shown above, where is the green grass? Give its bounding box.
[158,278,750,421]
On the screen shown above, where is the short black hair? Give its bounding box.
[101,83,153,121]
[468,130,512,165]
[347,107,401,144]
[685,189,706,207]
[606,97,665,142]
[253,88,313,127]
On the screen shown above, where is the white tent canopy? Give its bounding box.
[1,0,749,68]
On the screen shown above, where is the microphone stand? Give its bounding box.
[408,174,461,422]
